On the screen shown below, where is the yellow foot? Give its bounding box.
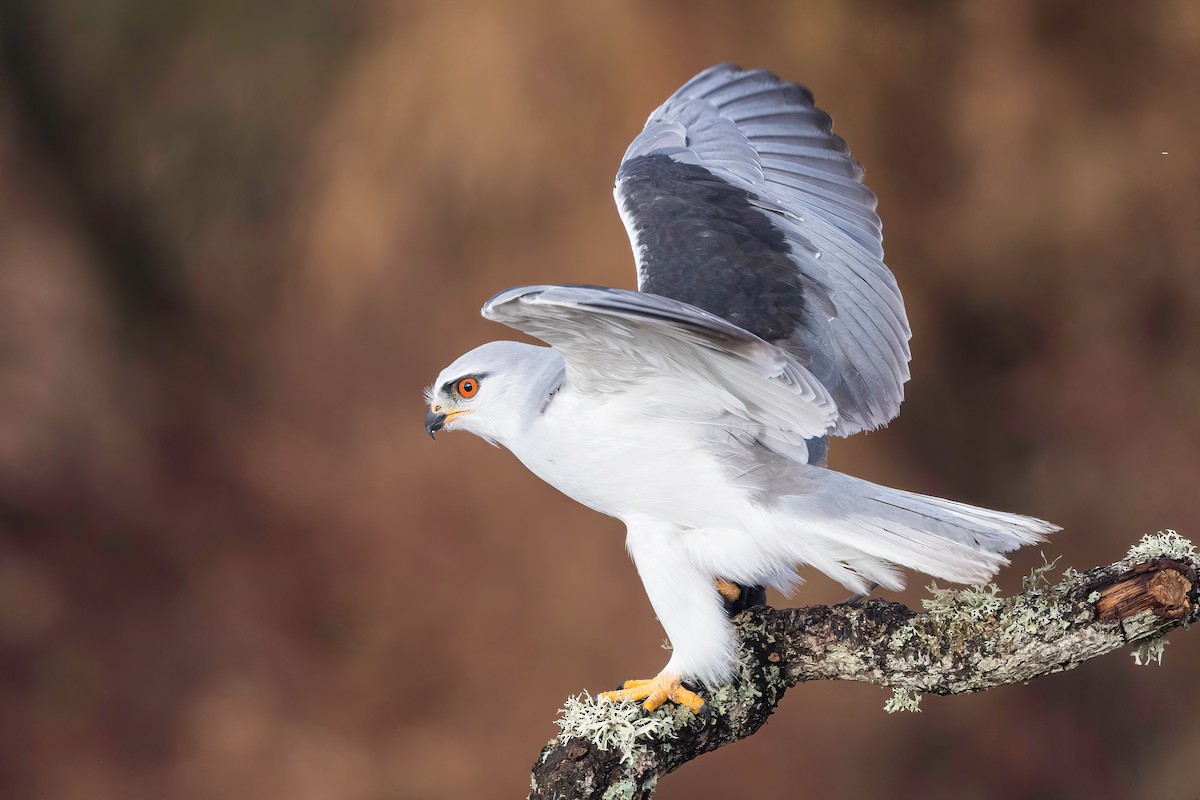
[715,579,741,602]
[598,671,705,713]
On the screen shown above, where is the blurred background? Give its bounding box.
[0,1,1197,798]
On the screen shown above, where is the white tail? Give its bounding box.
[775,467,1061,595]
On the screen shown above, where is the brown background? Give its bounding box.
[1,2,1198,798]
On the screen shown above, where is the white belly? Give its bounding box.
[506,389,748,526]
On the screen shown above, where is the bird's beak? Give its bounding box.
[425,407,447,439]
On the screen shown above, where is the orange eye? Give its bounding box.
[455,377,479,398]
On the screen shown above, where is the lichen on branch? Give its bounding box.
[529,532,1197,800]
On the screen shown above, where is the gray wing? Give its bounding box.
[483,284,837,444]
[615,63,911,436]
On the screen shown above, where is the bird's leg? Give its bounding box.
[599,670,704,714]
[715,579,741,602]
[716,579,768,615]
[613,521,737,714]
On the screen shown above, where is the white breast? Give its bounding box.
[505,387,752,527]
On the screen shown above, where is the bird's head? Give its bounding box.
[425,340,562,445]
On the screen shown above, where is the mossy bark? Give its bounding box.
[529,552,1198,799]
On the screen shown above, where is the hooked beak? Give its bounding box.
[425,407,447,439]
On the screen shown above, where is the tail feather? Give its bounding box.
[774,468,1060,594]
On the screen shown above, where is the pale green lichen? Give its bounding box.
[1126,530,1195,562]
[1131,637,1168,666]
[884,687,923,713]
[999,586,1077,638]
[600,775,657,799]
[922,580,1004,619]
[892,562,1086,673]
[1086,590,1101,604]
[1022,553,1063,591]
[554,693,674,765]
[702,645,765,718]
[601,778,639,800]
[887,621,921,651]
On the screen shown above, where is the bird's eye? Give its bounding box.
[455,377,479,398]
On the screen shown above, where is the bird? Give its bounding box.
[425,64,1059,714]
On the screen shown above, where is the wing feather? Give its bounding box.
[482,285,838,446]
[615,63,912,436]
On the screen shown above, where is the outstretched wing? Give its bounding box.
[483,284,837,446]
[615,63,911,436]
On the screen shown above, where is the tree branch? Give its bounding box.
[529,533,1197,800]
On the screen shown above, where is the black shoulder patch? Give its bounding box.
[619,154,808,343]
